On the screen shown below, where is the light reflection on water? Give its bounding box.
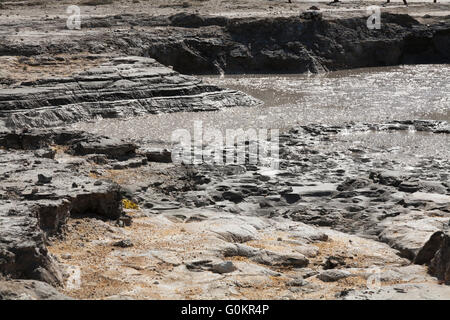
[70,64,450,152]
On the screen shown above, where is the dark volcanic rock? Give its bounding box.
[169,13,229,28]
[69,184,123,220]
[145,13,450,74]
[37,174,52,184]
[429,231,450,284]
[415,231,447,265]
[299,11,323,20]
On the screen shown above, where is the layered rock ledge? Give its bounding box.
[0,56,260,129]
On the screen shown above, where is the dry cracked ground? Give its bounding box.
[1,0,450,300]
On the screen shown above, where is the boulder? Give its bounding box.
[429,231,450,284]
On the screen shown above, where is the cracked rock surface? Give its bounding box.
[2,120,449,299]
[12,120,443,300]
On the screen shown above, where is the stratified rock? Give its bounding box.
[0,128,138,159]
[2,12,449,76]
[0,56,260,128]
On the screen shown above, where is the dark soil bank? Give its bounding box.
[1,12,450,75]
[150,12,450,74]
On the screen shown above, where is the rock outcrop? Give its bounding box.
[0,56,260,129]
[0,202,63,286]
[428,231,450,284]
[1,13,448,75]
[0,130,127,285]
[122,13,450,74]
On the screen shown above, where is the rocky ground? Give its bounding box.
[0,0,450,300]
[1,119,449,300]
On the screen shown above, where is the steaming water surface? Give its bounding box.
[70,64,450,156]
